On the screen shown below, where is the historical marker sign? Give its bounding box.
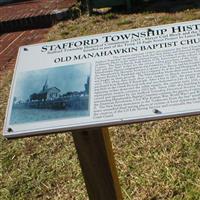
[3,20,200,138]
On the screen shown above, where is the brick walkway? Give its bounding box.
[0,0,76,22]
[0,0,77,73]
[0,28,49,72]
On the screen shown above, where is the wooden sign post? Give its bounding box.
[72,128,123,200]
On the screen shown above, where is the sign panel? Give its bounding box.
[3,20,200,138]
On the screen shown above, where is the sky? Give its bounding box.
[14,63,90,101]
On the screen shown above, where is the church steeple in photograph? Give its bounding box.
[42,78,48,92]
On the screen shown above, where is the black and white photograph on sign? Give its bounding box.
[10,63,90,125]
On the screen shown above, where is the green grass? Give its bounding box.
[1,6,200,200]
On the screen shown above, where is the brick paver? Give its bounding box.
[0,28,48,72]
[0,0,76,22]
[0,0,77,73]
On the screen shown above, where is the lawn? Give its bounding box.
[1,1,200,200]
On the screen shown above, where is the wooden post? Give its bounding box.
[86,0,93,16]
[72,128,123,200]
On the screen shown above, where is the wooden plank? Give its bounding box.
[72,128,123,200]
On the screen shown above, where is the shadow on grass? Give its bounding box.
[133,0,200,13]
[92,0,200,15]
